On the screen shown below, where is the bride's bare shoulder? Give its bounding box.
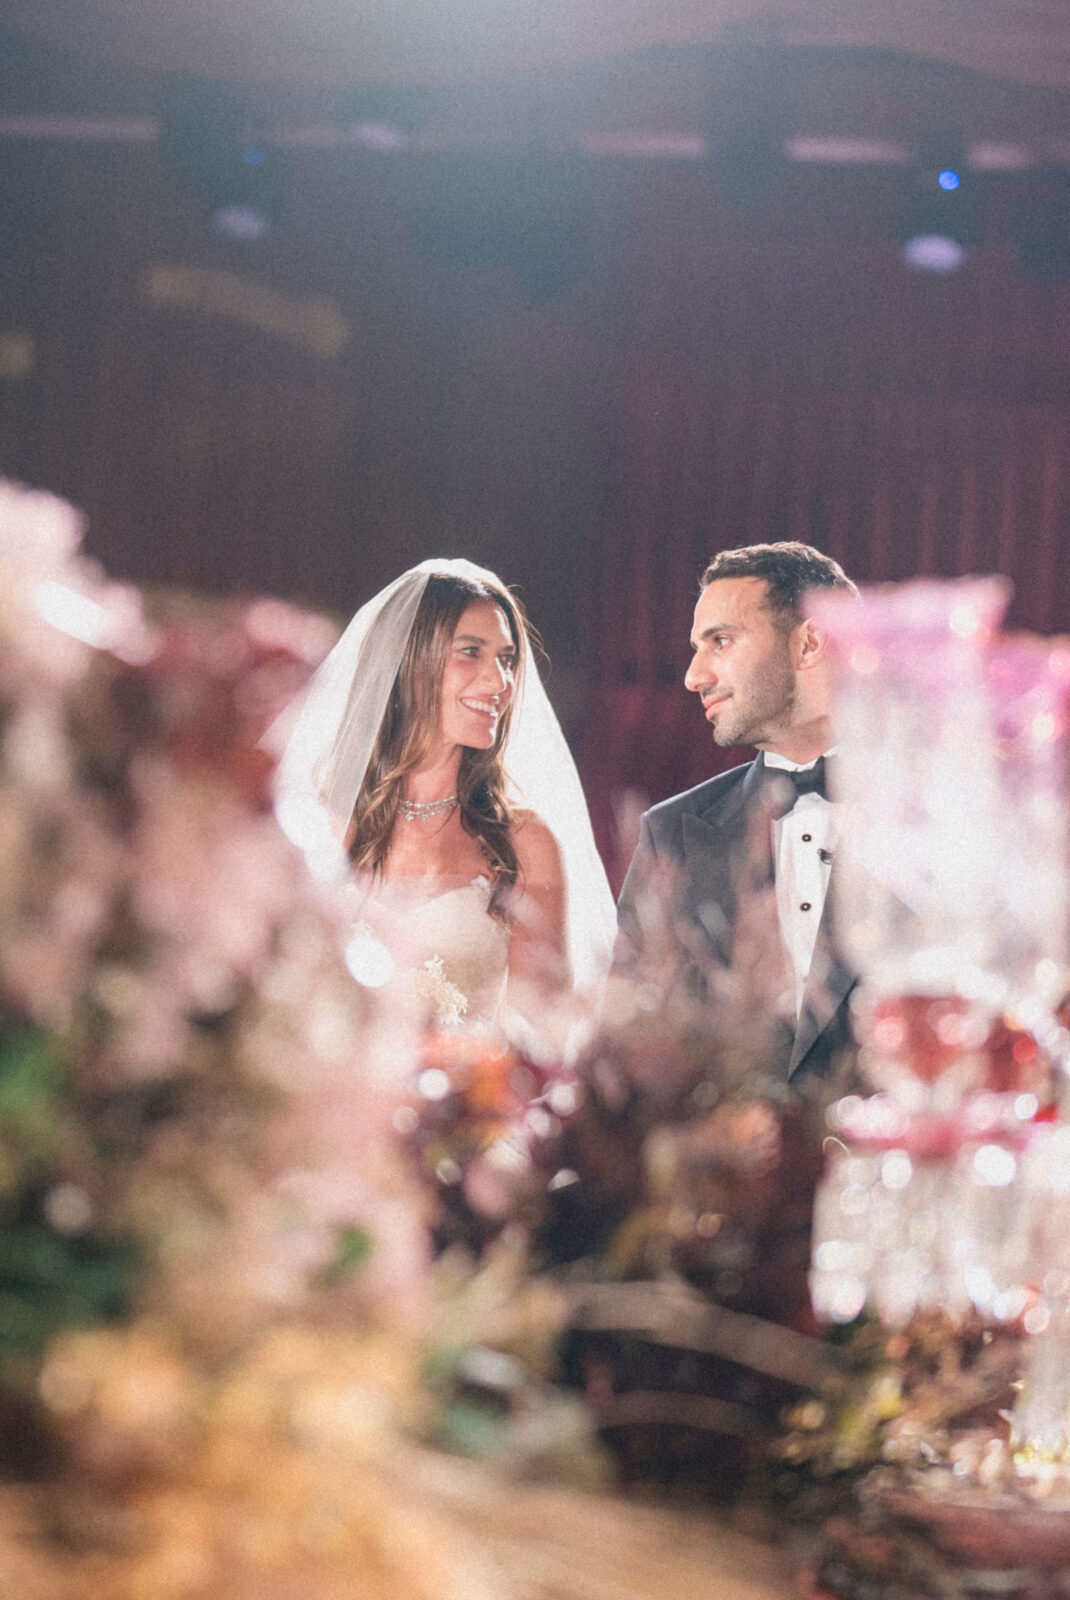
[511,808,564,887]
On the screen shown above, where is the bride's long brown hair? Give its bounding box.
[347,573,530,913]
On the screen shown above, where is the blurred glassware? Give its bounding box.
[813,577,1012,1023]
[808,577,1070,1480]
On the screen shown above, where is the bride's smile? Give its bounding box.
[436,599,516,754]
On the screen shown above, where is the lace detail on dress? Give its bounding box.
[348,873,509,1031]
[412,956,468,1029]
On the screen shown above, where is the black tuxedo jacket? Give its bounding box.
[616,755,856,1084]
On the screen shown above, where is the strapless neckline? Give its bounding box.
[376,871,490,891]
[348,873,508,1031]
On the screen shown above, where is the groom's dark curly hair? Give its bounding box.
[701,541,857,632]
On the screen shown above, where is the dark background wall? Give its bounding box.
[4,33,1070,880]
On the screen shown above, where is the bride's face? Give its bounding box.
[437,599,517,751]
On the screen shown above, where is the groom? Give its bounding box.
[616,541,859,1085]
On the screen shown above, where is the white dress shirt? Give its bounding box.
[764,751,839,1016]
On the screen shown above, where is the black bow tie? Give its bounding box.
[763,756,829,815]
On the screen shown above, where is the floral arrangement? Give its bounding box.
[0,482,449,1596]
[0,480,802,1600]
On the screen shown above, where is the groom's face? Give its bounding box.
[685,576,798,750]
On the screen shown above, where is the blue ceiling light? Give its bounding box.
[898,134,979,274]
[157,78,284,243]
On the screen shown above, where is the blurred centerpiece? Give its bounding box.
[0,481,483,1598]
[0,481,801,1598]
[802,575,1070,1594]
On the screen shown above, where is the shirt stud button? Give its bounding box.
[800,902,812,912]
[801,833,812,842]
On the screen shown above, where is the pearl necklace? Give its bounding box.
[397,793,459,823]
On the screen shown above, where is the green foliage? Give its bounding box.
[0,1029,67,1176]
[318,1225,373,1288]
[0,1225,136,1368]
[0,1028,138,1377]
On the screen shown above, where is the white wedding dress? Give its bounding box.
[348,873,510,1035]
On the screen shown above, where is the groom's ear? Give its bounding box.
[791,616,828,670]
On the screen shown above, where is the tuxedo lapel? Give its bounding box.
[681,759,770,962]
[681,810,736,958]
[788,869,856,1077]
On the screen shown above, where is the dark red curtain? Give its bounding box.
[585,163,1070,883]
[5,121,1070,891]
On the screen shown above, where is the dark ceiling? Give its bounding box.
[1,0,1070,91]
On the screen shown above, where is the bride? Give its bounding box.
[272,559,615,1044]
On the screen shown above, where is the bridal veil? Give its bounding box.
[269,558,617,996]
